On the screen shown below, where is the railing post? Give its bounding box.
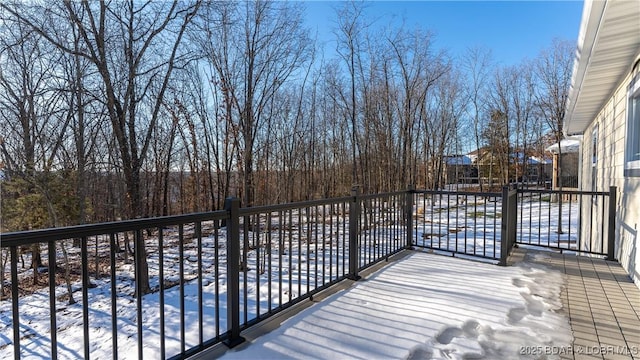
[500,186,514,266]
[405,185,415,249]
[510,187,518,250]
[348,186,361,280]
[606,186,617,261]
[223,197,245,348]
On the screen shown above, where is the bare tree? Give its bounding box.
[1,0,201,295]
[425,70,466,189]
[510,61,538,185]
[317,62,353,196]
[486,66,515,185]
[481,108,510,187]
[335,1,369,187]
[462,47,493,190]
[0,17,68,283]
[535,39,574,189]
[198,1,311,206]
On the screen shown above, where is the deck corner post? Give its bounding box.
[500,186,509,266]
[348,185,361,280]
[406,185,415,249]
[499,186,518,266]
[223,197,245,348]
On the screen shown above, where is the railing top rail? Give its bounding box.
[414,189,502,197]
[359,190,408,200]
[1,185,526,248]
[517,188,610,196]
[0,210,228,247]
[237,196,352,216]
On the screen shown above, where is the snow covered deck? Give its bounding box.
[202,249,640,360]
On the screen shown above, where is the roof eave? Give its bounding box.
[563,0,640,135]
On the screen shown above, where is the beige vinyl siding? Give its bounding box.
[581,70,640,287]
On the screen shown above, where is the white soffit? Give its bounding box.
[564,0,640,135]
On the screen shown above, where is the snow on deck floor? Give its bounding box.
[222,251,573,360]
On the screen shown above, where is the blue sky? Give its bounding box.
[304,1,584,66]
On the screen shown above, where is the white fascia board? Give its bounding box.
[564,0,607,136]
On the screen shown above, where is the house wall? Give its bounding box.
[580,69,640,288]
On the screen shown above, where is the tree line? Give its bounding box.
[0,1,573,232]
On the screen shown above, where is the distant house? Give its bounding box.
[524,155,552,186]
[564,0,640,286]
[442,155,475,184]
[545,138,580,189]
[466,147,551,186]
[466,147,486,165]
[467,146,509,185]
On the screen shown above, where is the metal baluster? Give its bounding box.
[48,241,57,360]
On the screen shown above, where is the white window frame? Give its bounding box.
[592,125,598,167]
[625,73,640,176]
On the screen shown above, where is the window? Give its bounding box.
[592,125,598,166]
[625,73,640,176]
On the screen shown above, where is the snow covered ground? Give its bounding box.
[221,251,573,360]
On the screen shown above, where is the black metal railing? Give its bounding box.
[0,189,409,359]
[1,212,231,360]
[355,190,410,272]
[0,185,616,359]
[516,187,616,259]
